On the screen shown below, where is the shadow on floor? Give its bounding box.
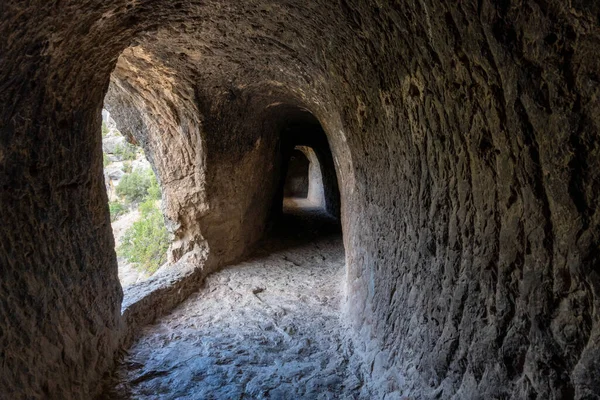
[259,197,342,255]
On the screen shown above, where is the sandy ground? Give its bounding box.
[103,203,371,399]
[282,197,316,209]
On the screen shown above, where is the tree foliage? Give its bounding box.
[113,143,137,161]
[115,168,157,204]
[102,121,110,137]
[118,199,169,274]
[108,201,127,222]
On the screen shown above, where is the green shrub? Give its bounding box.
[116,169,154,203]
[103,153,111,167]
[118,199,169,274]
[123,161,133,173]
[147,172,161,200]
[114,143,137,161]
[109,201,127,222]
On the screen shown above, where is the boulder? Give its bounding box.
[102,136,126,154]
[131,159,151,173]
[105,164,125,181]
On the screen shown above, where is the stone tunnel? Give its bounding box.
[1,1,599,399]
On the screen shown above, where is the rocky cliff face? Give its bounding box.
[1,1,599,399]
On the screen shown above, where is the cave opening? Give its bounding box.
[283,148,311,200]
[99,43,351,385]
[101,109,168,290]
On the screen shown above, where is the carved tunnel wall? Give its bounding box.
[1,1,599,399]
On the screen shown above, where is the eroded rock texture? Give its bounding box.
[1,0,599,399]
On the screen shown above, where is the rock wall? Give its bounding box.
[0,1,599,399]
[338,2,600,398]
[0,4,127,397]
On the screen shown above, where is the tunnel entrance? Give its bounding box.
[101,109,169,290]
[283,145,330,213]
[270,109,342,248]
[100,46,349,395]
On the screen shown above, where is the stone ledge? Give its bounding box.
[120,252,209,347]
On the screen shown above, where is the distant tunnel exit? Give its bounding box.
[277,112,340,220]
[283,145,326,209]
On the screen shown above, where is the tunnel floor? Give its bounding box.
[104,202,370,399]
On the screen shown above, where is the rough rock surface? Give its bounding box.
[1,1,599,399]
[105,164,125,181]
[102,136,126,155]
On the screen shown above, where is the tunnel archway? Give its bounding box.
[273,108,342,223]
[283,145,327,211]
[283,148,310,199]
[102,72,350,396]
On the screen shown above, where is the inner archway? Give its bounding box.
[275,110,342,223]
[283,148,310,199]
[283,145,328,212]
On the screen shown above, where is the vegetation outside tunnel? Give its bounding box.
[103,116,169,277]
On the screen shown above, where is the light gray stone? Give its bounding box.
[102,136,126,154]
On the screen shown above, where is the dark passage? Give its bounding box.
[283,148,310,199]
[276,111,341,222]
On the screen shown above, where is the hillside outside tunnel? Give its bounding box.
[1,1,600,399]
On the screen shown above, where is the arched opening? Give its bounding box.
[101,46,350,355]
[283,145,327,212]
[283,148,310,199]
[273,108,342,223]
[99,66,351,395]
[266,108,343,248]
[101,109,167,289]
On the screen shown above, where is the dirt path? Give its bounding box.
[105,208,371,399]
